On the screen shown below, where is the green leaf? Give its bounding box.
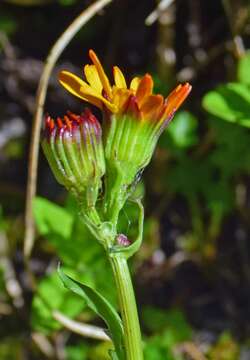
[33,197,73,239]
[237,51,250,85]
[167,111,198,148]
[31,270,85,333]
[58,266,125,360]
[65,344,88,360]
[143,308,192,360]
[142,307,192,342]
[33,196,117,311]
[0,14,17,36]
[202,83,250,127]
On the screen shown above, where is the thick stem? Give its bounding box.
[109,254,143,360]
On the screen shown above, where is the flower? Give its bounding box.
[58,50,191,221]
[59,50,191,127]
[42,109,105,208]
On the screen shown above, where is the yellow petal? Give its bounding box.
[113,66,127,89]
[112,87,131,113]
[84,64,103,94]
[59,70,116,111]
[130,77,140,91]
[59,70,101,107]
[89,49,112,99]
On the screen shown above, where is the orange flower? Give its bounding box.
[59,50,191,130]
[58,50,192,221]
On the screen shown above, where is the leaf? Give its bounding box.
[143,307,192,360]
[202,83,250,127]
[31,270,85,333]
[237,51,250,85]
[142,307,192,342]
[0,14,17,36]
[65,344,88,360]
[33,197,73,239]
[33,196,118,314]
[167,111,198,148]
[58,266,125,360]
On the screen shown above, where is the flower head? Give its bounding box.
[42,109,105,207]
[59,50,191,130]
[57,50,191,221]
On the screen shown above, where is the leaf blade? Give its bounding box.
[58,266,124,359]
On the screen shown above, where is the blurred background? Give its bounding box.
[1,0,250,359]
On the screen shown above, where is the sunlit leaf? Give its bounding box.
[202,83,250,127]
[33,196,73,239]
[31,270,85,333]
[167,111,198,148]
[237,51,250,85]
[58,267,125,359]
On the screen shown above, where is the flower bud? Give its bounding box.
[42,109,105,208]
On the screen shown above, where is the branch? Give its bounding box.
[24,0,113,259]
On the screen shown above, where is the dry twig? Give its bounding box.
[53,310,110,341]
[145,0,175,26]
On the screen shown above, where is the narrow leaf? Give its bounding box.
[58,266,124,359]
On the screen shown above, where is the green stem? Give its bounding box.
[109,254,143,360]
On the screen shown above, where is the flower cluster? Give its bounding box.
[42,50,191,224]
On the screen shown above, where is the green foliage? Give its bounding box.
[164,111,199,149]
[32,196,117,333]
[203,51,250,128]
[202,83,250,127]
[208,332,240,360]
[142,307,192,360]
[33,197,73,239]
[65,344,88,360]
[0,338,23,359]
[237,51,250,85]
[142,307,192,340]
[31,270,84,333]
[0,14,17,36]
[58,267,124,359]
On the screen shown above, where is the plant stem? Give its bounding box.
[109,254,143,360]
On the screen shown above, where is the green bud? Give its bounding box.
[42,109,105,209]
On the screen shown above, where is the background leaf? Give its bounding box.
[237,51,250,85]
[202,83,250,127]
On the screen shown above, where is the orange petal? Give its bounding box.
[135,74,153,104]
[141,94,164,119]
[113,66,127,89]
[130,77,141,91]
[89,49,112,99]
[84,64,103,94]
[165,83,192,115]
